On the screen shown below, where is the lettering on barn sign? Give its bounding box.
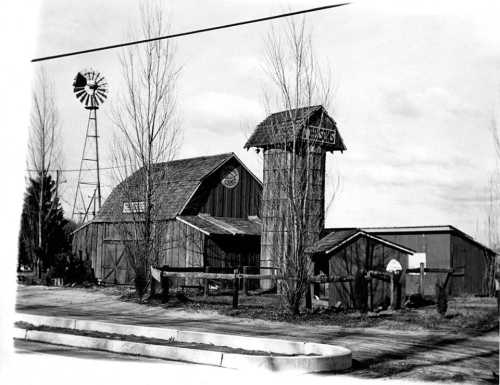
[302,125,337,145]
[122,201,146,213]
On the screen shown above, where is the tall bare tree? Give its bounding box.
[111,2,181,297]
[261,18,337,313]
[27,68,61,276]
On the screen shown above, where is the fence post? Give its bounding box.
[390,272,395,309]
[204,266,210,298]
[367,272,373,311]
[161,273,169,303]
[395,272,402,310]
[305,280,312,310]
[243,266,248,295]
[419,262,425,297]
[232,269,239,309]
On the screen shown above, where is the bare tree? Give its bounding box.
[111,2,181,297]
[483,116,500,294]
[261,18,338,314]
[27,68,61,276]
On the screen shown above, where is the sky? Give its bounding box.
[18,0,500,244]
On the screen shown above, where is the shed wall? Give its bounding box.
[450,234,491,296]
[325,237,408,308]
[376,232,450,295]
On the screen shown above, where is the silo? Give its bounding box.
[244,105,346,288]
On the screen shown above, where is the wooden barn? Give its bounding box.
[309,228,414,308]
[310,226,497,304]
[72,153,262,284]
[361,226,497,296]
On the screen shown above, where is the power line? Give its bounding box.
[31,3,350,62]
[26,165,128,173]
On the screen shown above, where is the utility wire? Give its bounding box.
[26,165,129,173]
[31,3,349,62]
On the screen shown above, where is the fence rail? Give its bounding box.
[152,263,464,310]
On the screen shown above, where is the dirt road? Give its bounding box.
[15,285,499,383]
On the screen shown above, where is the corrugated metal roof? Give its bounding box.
[94,153,235,222]
[309,228,415,255]
[326,225,497,255]
[244,105,346,151]
[177,215,261,236]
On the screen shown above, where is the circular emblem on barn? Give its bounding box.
[221,167,239,189]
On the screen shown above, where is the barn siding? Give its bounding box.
[182,158,262,218]
[376,232,450,296]
[326,237,408,308]
[450,234,490,296]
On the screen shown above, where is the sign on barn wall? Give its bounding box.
[221,167,239,189]
[122,201,145,213]
[302,125,337,145]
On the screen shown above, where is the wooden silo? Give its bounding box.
[245,106,346,287]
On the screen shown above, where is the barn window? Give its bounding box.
[408,252,426,274]
[123,201,145,213]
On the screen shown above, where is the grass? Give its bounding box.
[117,287,499,335]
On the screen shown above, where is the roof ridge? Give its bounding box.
[155,152,234,166]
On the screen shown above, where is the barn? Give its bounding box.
[309,228,415,308]
[72,104,496,302]
[360,226,497,296]
[310,226,497,301]
[72,152,262,284]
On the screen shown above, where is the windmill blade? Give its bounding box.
[98,82,108,91]
[78,92,87,104]
[96,91,107,100]
[96,94,105,104]
[75,90,86,98]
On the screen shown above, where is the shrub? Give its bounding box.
[134,266,148,299]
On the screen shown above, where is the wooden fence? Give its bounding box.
[151,263,466,310]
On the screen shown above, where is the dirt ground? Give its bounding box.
[15,285,499,383]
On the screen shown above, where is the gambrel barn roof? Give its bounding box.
[94,153,261,223]
[244,105,346,152]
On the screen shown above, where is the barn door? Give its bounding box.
[102,241,134,284]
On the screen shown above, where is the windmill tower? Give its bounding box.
[244,105,346,288]
[71,69,108,223]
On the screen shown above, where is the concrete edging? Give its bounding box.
[15,313,352,373]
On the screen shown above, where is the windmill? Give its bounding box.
[71,69,108,223]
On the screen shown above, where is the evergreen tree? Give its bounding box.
[18,173,70,272]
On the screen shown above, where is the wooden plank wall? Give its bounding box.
[376,232,450,296]
[327,237,408,308]
[73,219,260,286]
[450,234,490,296]
[260,146,325,277]
[182,157,262,218]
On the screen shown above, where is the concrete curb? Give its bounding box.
[15,313,352,373]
